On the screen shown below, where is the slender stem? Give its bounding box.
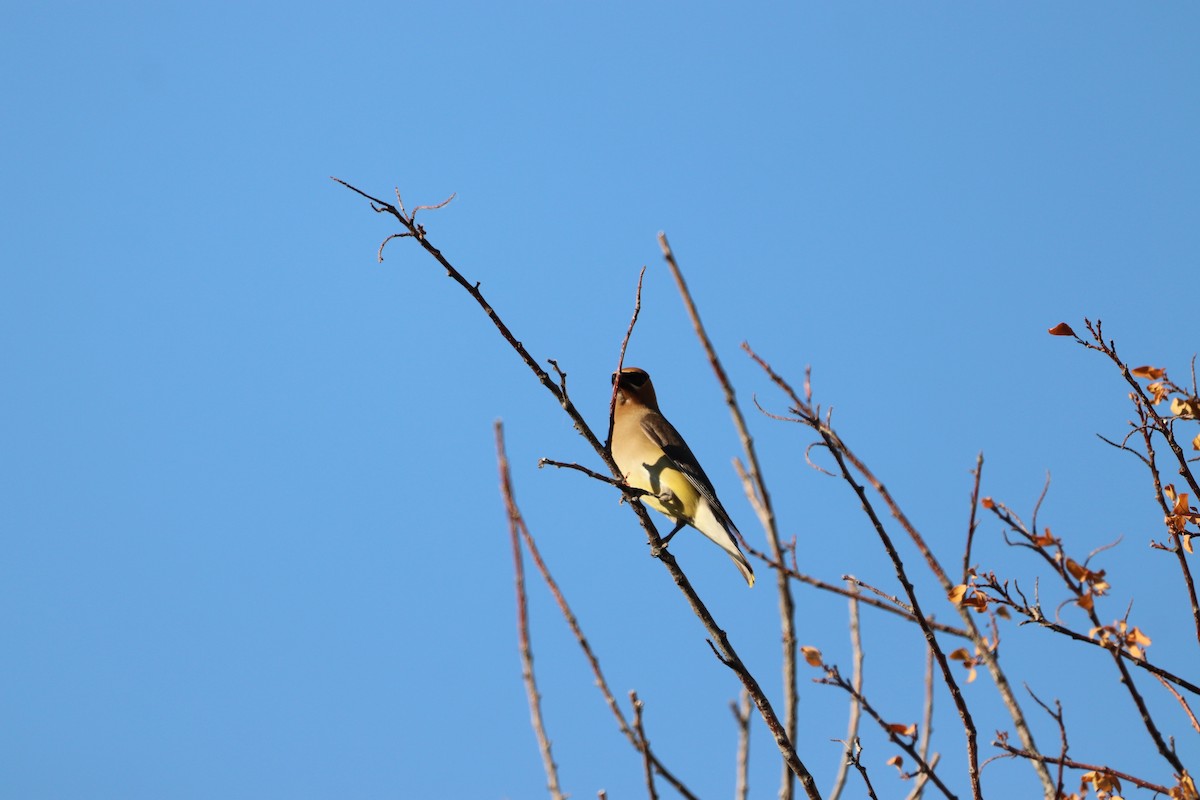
[659,231,800,800]
[497,423,566,800]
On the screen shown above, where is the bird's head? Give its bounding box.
[613,367,660,410]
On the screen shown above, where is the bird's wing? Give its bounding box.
[640,412,740,535]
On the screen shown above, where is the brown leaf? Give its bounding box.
[1048,322,1076,337]
[1171,397,1200,419]
[1147,381,1171,404]
[1064,558,1088,581]
[886,754,903,768]
[1032,528,1059,547]
[800,646,824,667]
[1131,365,1166,380]
[885,722,917,737]
[948,584,968,605]
[1191,433,1200,452]
[948,647,971,661]
[981,497,995,509]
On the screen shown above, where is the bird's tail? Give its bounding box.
[695,504,756,587]
[727,542,756,587]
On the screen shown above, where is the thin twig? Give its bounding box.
[732,689,752,800]
[631,692,659,800]
[818,666,956,800]
[846,740,880,800]
[608,267,646,450]
[735,536,970,639]
[538,458,645,493]
[660,231,800,800]
[976,575,1200,695]
[963,453,984,586]
[828,587,863,800]
[1025,686,1068,799]
[991,739,1173,795]
[497,422,566,800]
[904,642,937,800]
[1154,674,1200,734]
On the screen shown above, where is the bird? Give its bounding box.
[610,367,755,586]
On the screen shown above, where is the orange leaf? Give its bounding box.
[1132,365,1166,380]
[1192,433,1200,452]
[886,722,917,737]
[800,646,824,667]
[1184,534,1195,555]
[1077,592,1095,611]
[948,647,971,661]
[1048,322,1076,336]
[1032,528,1059,547]
[981,497,995,509]
[1065,559,1088,581]
[948,585,968,605]
[886,755,903,768]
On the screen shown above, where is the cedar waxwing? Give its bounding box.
[611,367,755,586]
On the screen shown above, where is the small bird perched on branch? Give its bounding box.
[611,367,755,586]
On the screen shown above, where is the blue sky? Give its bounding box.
[3,3,1198,798]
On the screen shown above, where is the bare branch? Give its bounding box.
[992,738,1174,795]
[497,422,566,800]
[845,740,880,800]
[817,666,956,800]
[631,692,659,800]
[660,231,801,800]
[608,267,646,450]
[828,586,863,800]
[732,689,752,800]
[963,453,984,587]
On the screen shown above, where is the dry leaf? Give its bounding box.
[885,722,917,737]
[1147,381,1171,404]
[981,497,995,509]
[1171,771,1198,800]
[1131,365,1166,380]
[1032,528,1059,547]
[1048,322,1076,336]
[1170,396,1200,419]
[800,646,824,667]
